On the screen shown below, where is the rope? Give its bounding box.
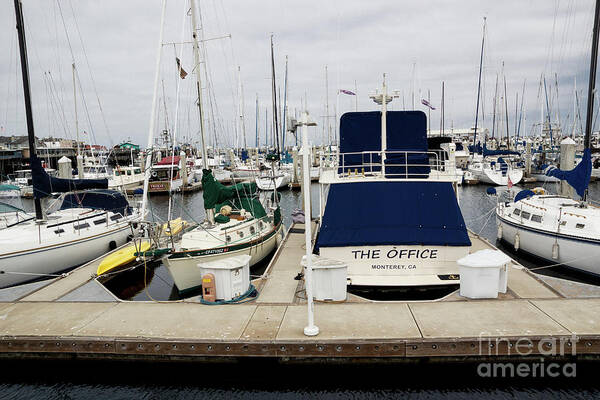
[526,253,600,271]
[0,271,67,278]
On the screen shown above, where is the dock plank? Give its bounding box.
[0,302,116,336]
[20,262,99,302]
[241,305,287,340]
[507,266,559,299]
[77,302,256,340]
[409,300,570,338]
[532,299,600,335]
[277,303,421,340]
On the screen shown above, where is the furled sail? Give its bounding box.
[544,148,592,197]
[201,169,266,218]
[31,156,107,199]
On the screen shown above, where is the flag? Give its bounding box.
[339,89,356,96]
[176,57,188,79]
[421,99,436,110]
[507,176,513,189]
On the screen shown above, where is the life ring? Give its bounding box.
[151,171,158,178]
[532,187,546,195]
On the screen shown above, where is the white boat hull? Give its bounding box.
[497,214,600,276]
[0,224,132,288]
[255,174,291,191]
[164,225,283,293]
[470,165,523,186]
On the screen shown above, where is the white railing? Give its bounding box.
[321,150,455,180]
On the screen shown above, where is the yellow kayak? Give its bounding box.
[162,218,187,236]
[97,240,152,276]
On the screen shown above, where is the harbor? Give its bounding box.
[3,0,600,397]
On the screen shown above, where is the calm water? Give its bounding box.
[2,181,600,398]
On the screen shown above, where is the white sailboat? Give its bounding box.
[496,2,600,277]
[468,153,524,185]
[142,0,283,294]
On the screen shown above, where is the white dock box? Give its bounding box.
[302,255,348,301]
[197,255,251,301]
[457,249,511,299]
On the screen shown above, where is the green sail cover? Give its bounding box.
[202,169,266,219]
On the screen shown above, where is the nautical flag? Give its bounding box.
[421,99,436,110]
[176,57,188,79]
[339,89,356,96]
[507,176,513,189]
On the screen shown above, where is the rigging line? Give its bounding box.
[47,71,73,139]
[74,66,99,147]
[67,0,113,145]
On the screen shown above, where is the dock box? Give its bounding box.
[197,255,251,301]
[457,249,511,299]
[302,255,348,301]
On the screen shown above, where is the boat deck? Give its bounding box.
[0,223,599,361]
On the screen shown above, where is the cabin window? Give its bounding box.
[93,218,107,225]
[110,214,122,221]
[250,226,256,234]
[513,209,521,216]
[560,221,567,226]
[127,170,132,175]
[54,228,65,234]
[259,222,263,229]
[520,211,531,220]
[576,223,585,229]
[531,215,542,223]
[114,171,121,176]
[74,223,90,230]
[134,168,142,174]
[238,231,244,238]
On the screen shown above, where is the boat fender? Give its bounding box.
[151,171,157,177]
[497,224,503,240]
[109,240,117,250]
[552,242,559,260]
[202,273,216,302]
[514,233,520,251]
[532,187,546,195]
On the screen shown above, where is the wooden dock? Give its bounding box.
[0,224,599,362]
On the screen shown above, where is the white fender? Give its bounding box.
[514,232,520,251]
[552,242,559,260]
[497,223,503,240]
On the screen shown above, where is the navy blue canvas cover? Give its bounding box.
[31,156,107,199]
[316,181,471,248]
[338,111,430,177]
[60,189,131,216]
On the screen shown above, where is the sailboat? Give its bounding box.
[152,0,282,293]
[496,0,600,276]
[0,0,141,288]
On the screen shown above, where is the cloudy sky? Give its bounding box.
[0,0,596,148]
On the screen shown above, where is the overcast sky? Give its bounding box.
[0,0,596,148]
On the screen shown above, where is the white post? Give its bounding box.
[301,111,319,337]
[381,74,388,173]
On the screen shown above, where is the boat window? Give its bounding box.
[513,209,521,216]
[127,170,132,175]
[54,228,65,234]
[93,218,107,225]
[238,231,244,238]
[559,221,567,226]
[114,171,121,176]
[531,215,542,223]
[576,223,585,229]
[250,226,256,234]
[110,214,122,221]
[74,223,90,230]
[134,168,142,174]
[520,211,531,220]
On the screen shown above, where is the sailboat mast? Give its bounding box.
[13,0,42,220]
[584,0,600,151]
[72,63,80,156]
[140,0,167,221]
[270,35,280,155]
[472,17,486,146]
[491,74,498,140]
[325,65,330,145]
[255,94,259,148]
[282,56,288,151]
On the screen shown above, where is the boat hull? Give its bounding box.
[0,225,132,288]
[497,213,600,276]
[163,224,283,293]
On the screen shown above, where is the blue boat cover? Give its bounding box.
[483,145,520,157]
[544,148,592,198]
[60,189,131,216]
[316,181,471,248]
[514,189,535,203]
[31,156,107,199]
[338,111,430,177]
